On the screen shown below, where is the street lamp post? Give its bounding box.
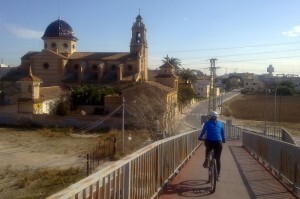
[274,87,277,134]
[122,97,125,152]
[265,88,270,134]
[265,88,267,133]
[220,91,223,114]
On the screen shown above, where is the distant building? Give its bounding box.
[193,76,210,98]
[0,64,14,79]
[148,69,160,81]
[293,77,300,94]
[155,62,178,90]
[228,72,254,80]
[192,75,220,98]
[267,64,274,76]
[122,81,177,134]
[243,79,264,93]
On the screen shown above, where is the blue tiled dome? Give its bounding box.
[42,19,78,41]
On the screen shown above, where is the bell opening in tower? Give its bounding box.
[136,32,141,43]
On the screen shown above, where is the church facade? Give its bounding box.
[22,14,148,86]
[1,14,149,106]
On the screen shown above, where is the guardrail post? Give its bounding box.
[124,163,131,199]
[87,153,90,176]
[293,163,297,194]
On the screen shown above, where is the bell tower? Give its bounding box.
[130,14,147,52]
[130,14,148,81]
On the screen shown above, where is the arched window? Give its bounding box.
[135,32,141,43]
[43,62,49,69]
[92,64,98,70]
[28,85,32,92]
[127,65,133,71]
[63,43,68,48]
[51,42,57,48]
[74,64,79,70]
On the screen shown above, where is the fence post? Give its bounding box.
[104,140,106,158]
[87,153,90,176]
[293,163,297,194]
[98,141,101,165]
[95,146,98,166]
[113,136,117,156]
[93,148,95,169]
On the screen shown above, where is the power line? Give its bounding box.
[178,48,300,60]
[74,104,122,134]
[184,55,300,65]
[218,55,300,64]
[150,41,300,54]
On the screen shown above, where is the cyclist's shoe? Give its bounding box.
[203,159,208,168]
[217,175,220,181]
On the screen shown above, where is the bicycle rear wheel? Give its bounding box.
[209,159,217,193]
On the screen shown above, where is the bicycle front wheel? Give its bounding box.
[209,159,217,193]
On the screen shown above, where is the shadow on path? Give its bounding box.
[229,145,297,199]
[162,180,213,198]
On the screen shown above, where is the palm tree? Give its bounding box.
[161,55,181,71]
[177,67,198,84]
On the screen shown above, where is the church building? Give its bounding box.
[0,14,179,132]
[1,14,148,106]
[24,14,148,86]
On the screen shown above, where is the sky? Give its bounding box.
[1,0,300,76]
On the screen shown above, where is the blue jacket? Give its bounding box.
[199,119,225,142]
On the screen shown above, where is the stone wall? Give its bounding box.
[0,110,125,131]
[104,95,122,113]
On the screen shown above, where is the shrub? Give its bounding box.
[56,101,71,116]
[277,86,294,96]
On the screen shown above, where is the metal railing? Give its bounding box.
[47,123,298,198]
[224,124,243,139]
[47,129,200,199]
[233,125,296,145]
[235,125,282,139]
[243,131,300,195]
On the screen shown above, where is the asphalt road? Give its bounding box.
[175,91,240,134]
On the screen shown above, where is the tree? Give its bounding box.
[177,67,198,84]
[221,75,243,91]
[178,84,194,105]
[125,85,177,140]
[277,81,295,96]
[162,55,182,71]
[56,101,71,116]
[70,85,120,107]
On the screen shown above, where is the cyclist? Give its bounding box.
[198,111,225,180]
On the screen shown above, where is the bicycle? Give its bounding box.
[207,149,217,193]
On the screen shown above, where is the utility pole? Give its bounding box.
[265,88,267,133]
[122,97,125,152]
[274,88,277,134]
[208,58,217,113]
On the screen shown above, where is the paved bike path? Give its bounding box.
[159,140,297,199]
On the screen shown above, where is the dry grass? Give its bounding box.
[0,127,150,198]
[108,129,151,160]
[1,166,85,199]
[222,94,300,136]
